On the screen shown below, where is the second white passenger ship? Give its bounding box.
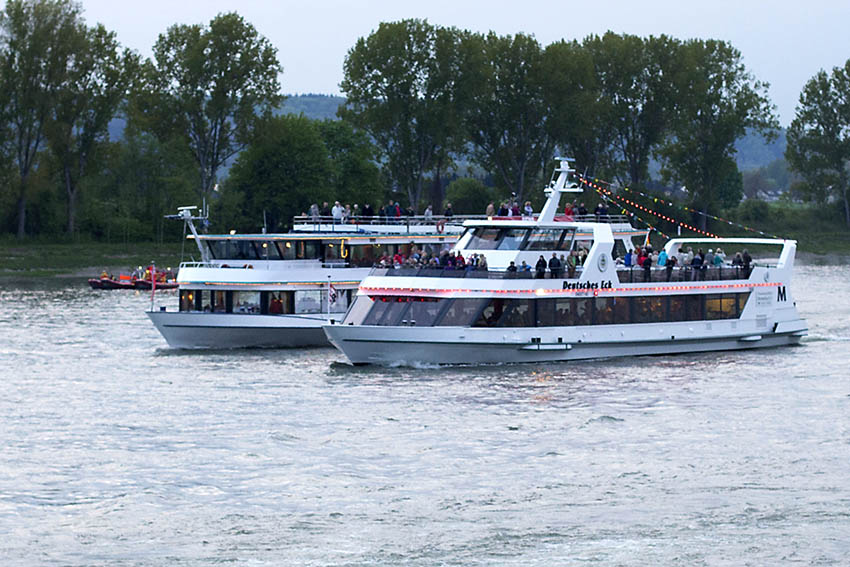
[323,159,808,365]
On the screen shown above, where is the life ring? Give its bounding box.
[436,220,446,234]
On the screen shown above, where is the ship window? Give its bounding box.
[505,299,536,327]
[736,292,750,315]
[473,299,508,327]
[593,297,615,325]
[526,229,569,251]
[496,228,529,250]
[233,291,261,314]
[363,297,393,325]
[283,240,322,260]
[259,241,281,260]
[706,294,739,320]
[574,298,592,326]
[466,228,501,250]
[180,290,194,312]
[376,297,411,326]
[684,294,703,321]
[632,296,666,323]
[294,290,323,314]
[436,298,487,326]
[212,291,227,313]
[404,298,445,327]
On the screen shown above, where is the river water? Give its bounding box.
[1,262,849,565]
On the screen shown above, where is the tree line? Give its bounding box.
[1,2,848,243]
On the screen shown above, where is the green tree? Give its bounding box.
[218,114,332,232]
[542,39,617,179]
[586,33,676,188]
[316,119,384,208]
[462,31,551,201]
[133,12,282,207]
[45,21,136,234]
[0,0,81,238]
[446,177,495,214]
[340,19,464,211]
[658,39,777,229]
[786,61,850,226]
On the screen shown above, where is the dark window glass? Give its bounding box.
[497,299,535,327]
[594,297,615,325]
[363,298,393,325]
[574,298,592,326]
[670,296,685,322]
[473,299,508,327]
[260,241,281,260]
[553,298,575,326]
[377,298,411,325]
[526,229,566,251]
[404,299,445,327]
[437,299,487,326]
[536,298,556,326]
[612,296,630,324]
[212,290,227,313]
[684,294,703,321]
[496,228,528,250]
[632,297,666,323]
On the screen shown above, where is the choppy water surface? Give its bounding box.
[1,264,849,565]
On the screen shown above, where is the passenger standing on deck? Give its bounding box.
[742,249,752,277]
[485,202,495,217]
[642,253,652,282]
[443,202,453,218]
[548,253,562,278]
[331,201,344,224]
[567,251,577,279]
[423,205,433,221]
[535,255,547,278]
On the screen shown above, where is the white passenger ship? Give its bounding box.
[324,159,808,365]
[147,210,463,349]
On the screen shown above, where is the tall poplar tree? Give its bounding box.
[0,0,80,238]
[786,60,850,226]
[659,39,777,228]
[340,19,463,211]
[46,22,135,234]
[133,12,282,207]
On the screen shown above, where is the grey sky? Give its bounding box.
[79,0,850,126]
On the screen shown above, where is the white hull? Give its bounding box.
[324,317,808,366]
[148,311,339,349]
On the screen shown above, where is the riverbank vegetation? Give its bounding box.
[0,1,847,256]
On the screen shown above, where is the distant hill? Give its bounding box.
[280,93,346,121]
[734,128,787,171]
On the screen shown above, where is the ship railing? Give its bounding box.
[292,214,478,231]
[367,266,583,280]
[292,213,632,229]
[365,262,768,282]
[614,264,766,283]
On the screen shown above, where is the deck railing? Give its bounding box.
[368,264,761,282]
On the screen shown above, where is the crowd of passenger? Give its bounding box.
[307,200,455,223]
[619,244,754,281]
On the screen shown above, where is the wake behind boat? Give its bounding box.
[323,159,808,366]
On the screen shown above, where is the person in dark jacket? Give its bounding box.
[642,254,652,282]
[535,255,547,279]
[548,253,563,278]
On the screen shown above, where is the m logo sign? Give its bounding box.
[777,286,787,302]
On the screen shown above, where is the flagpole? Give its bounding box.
[150,261,156,312]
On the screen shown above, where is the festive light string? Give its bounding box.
[579,176,717,239]
[589,177,781,239]
[579,180,670,241]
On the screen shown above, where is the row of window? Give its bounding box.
[463,227,580,251]
[357,293,751,328]
[204,240,446,266]
[179,289,351,315]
